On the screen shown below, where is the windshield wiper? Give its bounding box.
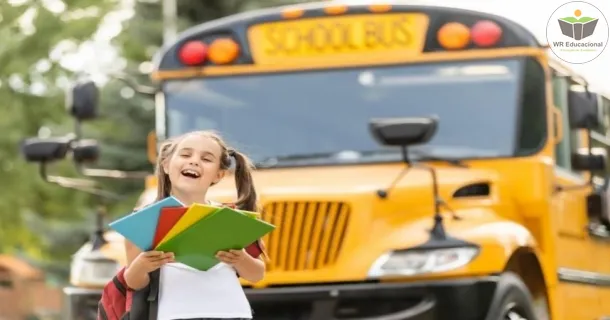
[407,150,468,168]
[358,148,470,168]
[257,152,351,167]
[257,147,482,168]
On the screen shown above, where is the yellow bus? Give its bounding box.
[60,1,610,319]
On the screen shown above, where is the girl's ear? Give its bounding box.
[213,169,226,184]
[161,158,170,175]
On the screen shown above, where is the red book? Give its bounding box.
[153,207,188,248]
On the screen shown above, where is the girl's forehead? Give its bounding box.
[175,135,222,154]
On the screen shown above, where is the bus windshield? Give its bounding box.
[164,58,524,166]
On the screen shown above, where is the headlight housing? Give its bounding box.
[367,246,479,278]
[70,245,120,287]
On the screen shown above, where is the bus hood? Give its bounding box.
[208,163,498,202]
[207,162,506,284]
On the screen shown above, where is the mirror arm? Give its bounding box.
[75,165,151,179]
[587,129,595,185]
[376,145,410,199]
[91,205,108,250]
[38,161,124,200]
[112,73,158,96]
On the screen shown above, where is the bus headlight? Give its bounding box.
[70,250,120,287]
[367,247,479,278]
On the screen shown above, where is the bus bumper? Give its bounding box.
[60,276,498,320]
[244,276,498,320]
[62,286,103,320]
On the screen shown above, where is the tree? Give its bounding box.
[3,0,311,275]
[0,0,119,261]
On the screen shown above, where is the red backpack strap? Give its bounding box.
[98,267,129,320]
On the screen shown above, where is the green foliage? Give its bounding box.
[2,0,312,275]
[0,0,119,262]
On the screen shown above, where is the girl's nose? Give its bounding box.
[189,161,199,166]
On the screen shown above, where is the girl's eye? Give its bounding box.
[202,158,213,162]
[180,153,190,158]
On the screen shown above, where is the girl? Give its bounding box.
[123,130,266,320]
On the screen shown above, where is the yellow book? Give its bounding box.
[239,209,260,219]
[156,203,219,248]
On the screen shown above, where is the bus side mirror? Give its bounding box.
[568,88,600,130]
[20,137,72,163]
[66,80,99,121]
[572,153,606,171]
[73,139,100,163]
[368,116,438,147]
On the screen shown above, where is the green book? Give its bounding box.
[156,207,275,271]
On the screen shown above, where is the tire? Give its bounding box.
[484,272,543,320]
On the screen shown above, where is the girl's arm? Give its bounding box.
[234,253,266,283]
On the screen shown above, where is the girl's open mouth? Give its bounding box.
[181,169,201,179]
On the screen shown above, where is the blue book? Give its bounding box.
[108,196,184,251]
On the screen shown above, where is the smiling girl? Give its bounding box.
[123,130,265,320]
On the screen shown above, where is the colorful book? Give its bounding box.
[238,209,260,219]
[156,207,275,271]
[108,196,184,251]
[152,207,188,249]
[156,203,220,248]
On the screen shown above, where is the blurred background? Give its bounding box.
[0,0,309,317]
[0,0,607,318]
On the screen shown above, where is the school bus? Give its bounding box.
[48,0,610,319]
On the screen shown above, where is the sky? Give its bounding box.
[64,0,609,93]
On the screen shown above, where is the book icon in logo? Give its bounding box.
[558,9,599,40]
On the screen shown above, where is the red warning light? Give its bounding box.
[178,40,208,66]
[471,20,502,47]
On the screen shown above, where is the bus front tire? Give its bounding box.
[484,271,542,320]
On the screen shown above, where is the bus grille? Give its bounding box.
[261,201,350,271]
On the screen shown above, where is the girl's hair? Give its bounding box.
[154,130,258,211]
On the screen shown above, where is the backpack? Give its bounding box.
[97,203,264,320]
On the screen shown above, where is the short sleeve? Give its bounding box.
[245,240,263,259]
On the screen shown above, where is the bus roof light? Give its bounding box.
[368,4,392,13]
[471,20,502,47]
[178,40,208,66]
[281,7,304,19]
[437,22,470,50]
[324,5,348,15]
[208,38,240,65]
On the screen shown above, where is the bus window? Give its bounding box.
[591,96,610,185]
[516,58,546,156]
[552,74,575,170]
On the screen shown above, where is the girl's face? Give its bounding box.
[163,134,225,196]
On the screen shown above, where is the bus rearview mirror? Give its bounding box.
[368,116,438,147]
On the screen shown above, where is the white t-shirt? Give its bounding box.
[157,262,252,320]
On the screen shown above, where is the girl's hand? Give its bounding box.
[216,249,248,266]
[130,251,175,274]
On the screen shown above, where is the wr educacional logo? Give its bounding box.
[546,1,608,64]
[557,9,598,40]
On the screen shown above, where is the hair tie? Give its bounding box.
[227,149,236,157]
